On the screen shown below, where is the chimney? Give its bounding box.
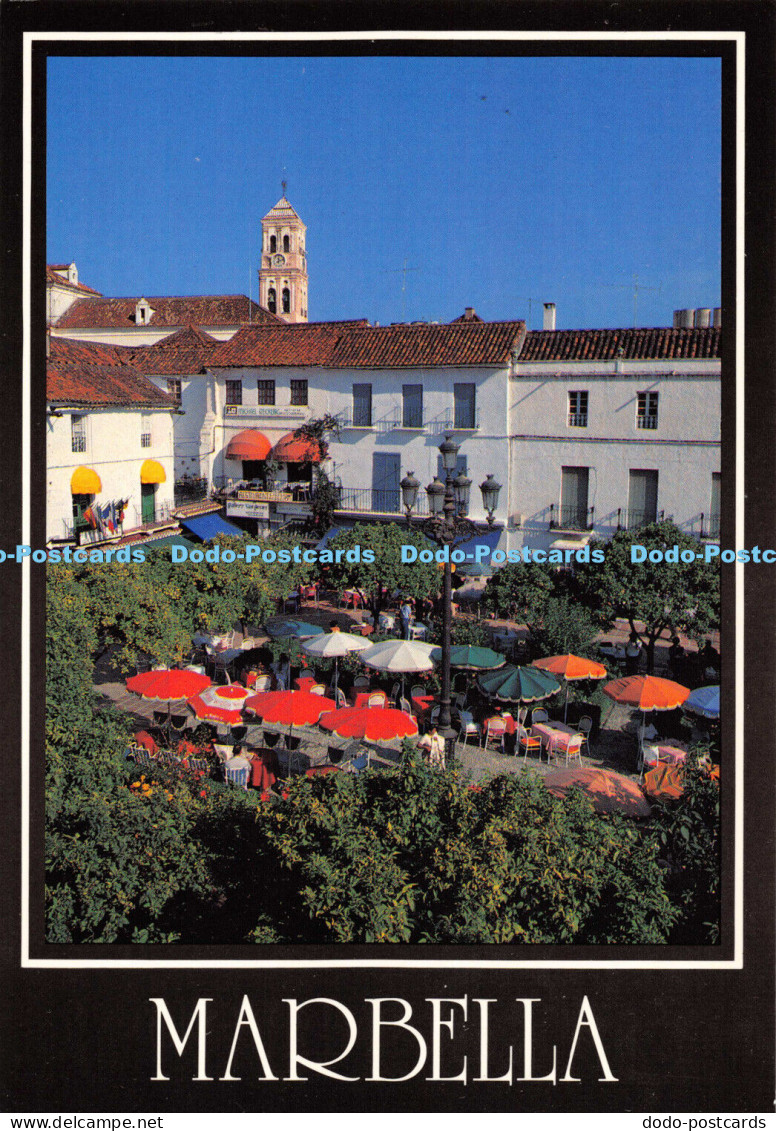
[713,307,722,327]
[465,307,476,320]
[694,308,711,328]
[543,302,556,331]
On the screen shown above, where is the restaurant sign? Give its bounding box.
[224,406,308,418]
[226,500,271,519]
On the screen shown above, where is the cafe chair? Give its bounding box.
[518,725,542,762]
[578,716,593,756]
[482,716,507,749]
[309,683,328,696]
[531,708,549,725]
[353,675,369,690]
[399,696,413,717]
[299,669,315,682]
[390,681,401,704]
[334,687,348,709]
[188,757,210,775]
[224,765,249,790]
[564,736,584,768]
[410,684,426,699]
[367,691,387,707]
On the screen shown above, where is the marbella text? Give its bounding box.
[9,542,773,566]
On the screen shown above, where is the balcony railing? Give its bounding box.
[334,486,429,516]
[567,413,588,428]
[698,512,721,539]
[636,415,658,430]
[173,477,209,506]
[549,504,595,531]
[617,508,666,531]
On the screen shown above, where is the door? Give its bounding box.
[628,469,658,529]
[710,472,721,537]
[372,453,401,513]
[141,483,156,524]
[560,466,589,529]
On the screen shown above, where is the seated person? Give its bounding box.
[223,745,251,771]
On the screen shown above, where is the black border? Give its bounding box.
[3,0,774,1113]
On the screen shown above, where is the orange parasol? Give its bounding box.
[603,675,690,712]
[532,653,608,720]
[244,689,336,747]
[544,766,652,818]
[642,762,685,801]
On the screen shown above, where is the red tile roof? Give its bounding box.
[46,265,102,296]
[518,327,721,362]
[47,339,175,408]
[209,320,525,369]
[128,324,219,375]
[55,294,282,329]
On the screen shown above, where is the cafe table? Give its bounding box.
[349,688,387,709]
[411,693,435,721]
[531,721,582,760]
[655,743,688,767]
[294,675,318,692]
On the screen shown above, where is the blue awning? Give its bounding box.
[454,527,504,575]
[180,512,246,542]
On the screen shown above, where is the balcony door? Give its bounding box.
[560,466,589,529]
[372,453,401,513]
[628,469,658,528]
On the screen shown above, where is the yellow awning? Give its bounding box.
[140,459,167,485]
[70,466,102,494]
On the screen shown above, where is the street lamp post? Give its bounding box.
[401,438,501,764]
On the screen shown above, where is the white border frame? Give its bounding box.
[23,29,744,969]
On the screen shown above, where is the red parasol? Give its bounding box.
[188,683,251,725]
[244,689,336,725]
[319,706,419,742]
[126,668,211,701]
[544,766,652,818]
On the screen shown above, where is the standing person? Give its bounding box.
[418,725,446,770]
[399,597,413,640]
[625,633,642,675]
[272,652,291,690]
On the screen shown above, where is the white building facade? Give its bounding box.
[47,340,177,543]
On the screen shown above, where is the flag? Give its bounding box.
[94,502,107,533]
[82,506,97,529]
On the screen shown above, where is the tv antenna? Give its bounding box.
[384,258,421,321]
[603,274,662,328]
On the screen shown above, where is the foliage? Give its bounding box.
[527,595,601,659]
[246,753,677,944]
[324,523,441,617]
[292,412,341,461]
[482,560,560,624]
[306,466,340,537]
[645,744,721,944]
[574,521,720,671]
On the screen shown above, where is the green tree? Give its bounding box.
[481,560,558,624]
[324,522,441,619]
[574,521,720,671]
[527,595,601,658]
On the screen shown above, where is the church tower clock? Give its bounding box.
[258,186,308,323]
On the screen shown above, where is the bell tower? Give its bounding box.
[259,186,308,323]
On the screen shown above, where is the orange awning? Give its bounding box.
[270,432,323,463]
[140,459,167,485]
[70,466,102,494]
[225,429,272,461]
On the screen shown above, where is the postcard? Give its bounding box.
[1,1,774,1117]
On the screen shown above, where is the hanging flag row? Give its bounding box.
[82,499,129,534]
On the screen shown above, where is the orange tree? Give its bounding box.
[323,522,441,621]
[240,748,678,944]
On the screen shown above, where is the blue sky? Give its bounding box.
[47,53,721,329]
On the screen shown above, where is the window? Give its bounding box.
[71,414,86,453]
[140,413,152,448]
[269,235,277,253]
[282,287,291,314]
[166,378,182,404]
[453,383,476,429]
[226,380,242,406]
[352,383,372,427]
[436,454,468,482]
[628,469,658,528]
[710,472,721,538]
[559,466,590,529]
[568,391,588,427]
[290,379,308,406]
[257,380,276,406]
[268,287,277,314]
[283,234,290,252]
[402,384,423,428]
[637,391,659,429]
